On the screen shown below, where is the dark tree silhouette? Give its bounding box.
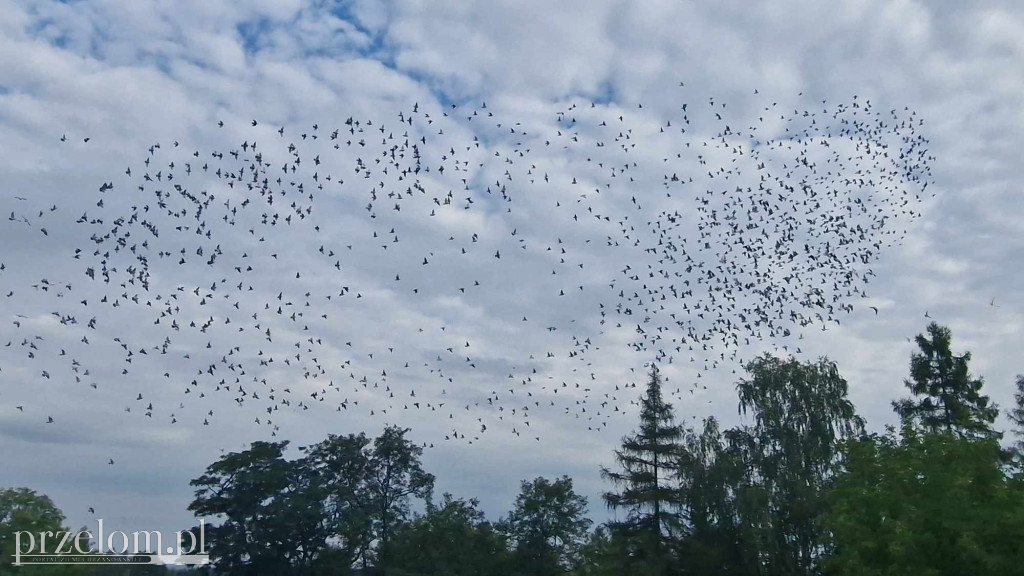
[503,476,591,576]
[188,441,327,575]
[1008,375,1024,461]
[893,322,999,440]
[601,364,684,574]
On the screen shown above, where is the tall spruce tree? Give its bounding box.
[893,322,999,440]
[601,364,684,573]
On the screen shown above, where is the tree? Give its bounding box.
[188,441,327,575]
[893,322,999,440]
[0,488,67,574]
[674,417,752,576]
[601,363,684,572]
[365,426,434,568]
[380,494,509,576]
[188,427,434,575]
[503,476,591,576]
[572,526,635,576]
[301,433,375,572]
[824,427,1024,576]
[1008,375,1024,460]
[0,489,170,576]
[725,354,863,575]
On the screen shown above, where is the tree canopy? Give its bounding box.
[11,323,1024,576]
[893,322,999,440]
[503,476,591,576]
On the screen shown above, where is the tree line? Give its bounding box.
[4,322,1024,575]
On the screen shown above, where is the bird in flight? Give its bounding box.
[1,86,936,449]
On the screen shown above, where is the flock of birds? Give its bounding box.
[1,86,933,452]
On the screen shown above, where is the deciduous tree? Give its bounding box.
[824,428,1024,576]
[503,476,591,576]
[381,494,509,576]
[0,488,68,575]
[366,425,434,567]
[188,441,328,575]
[728,354,863,575]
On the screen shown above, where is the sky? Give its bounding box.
[1,0,1023,546]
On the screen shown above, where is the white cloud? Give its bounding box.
[1,0,1022,537]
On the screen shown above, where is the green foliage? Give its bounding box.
[666,355,864,576]
[188,426,433,575]
[380,493,509,576]
[893,323,999,440]
[17,332,1024,576]
[730,354,864,575]
[367,425,435,562]
[503,476,591,576]
[602,364,685,549]
[301,432,375,570]
[0,487,67,574]
[675,417,752,576]
[0,488,171,576]
[572,526,623,576]
[823,428,1024,576]
[1009,375,1024,461]
[188,440,325,574]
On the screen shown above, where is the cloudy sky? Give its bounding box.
[1,0,1022,542]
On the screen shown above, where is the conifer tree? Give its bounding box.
[601,364,684,572]
[893,322,999,440]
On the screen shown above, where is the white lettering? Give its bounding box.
[13,531,36,566]
[107,531,129,554]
